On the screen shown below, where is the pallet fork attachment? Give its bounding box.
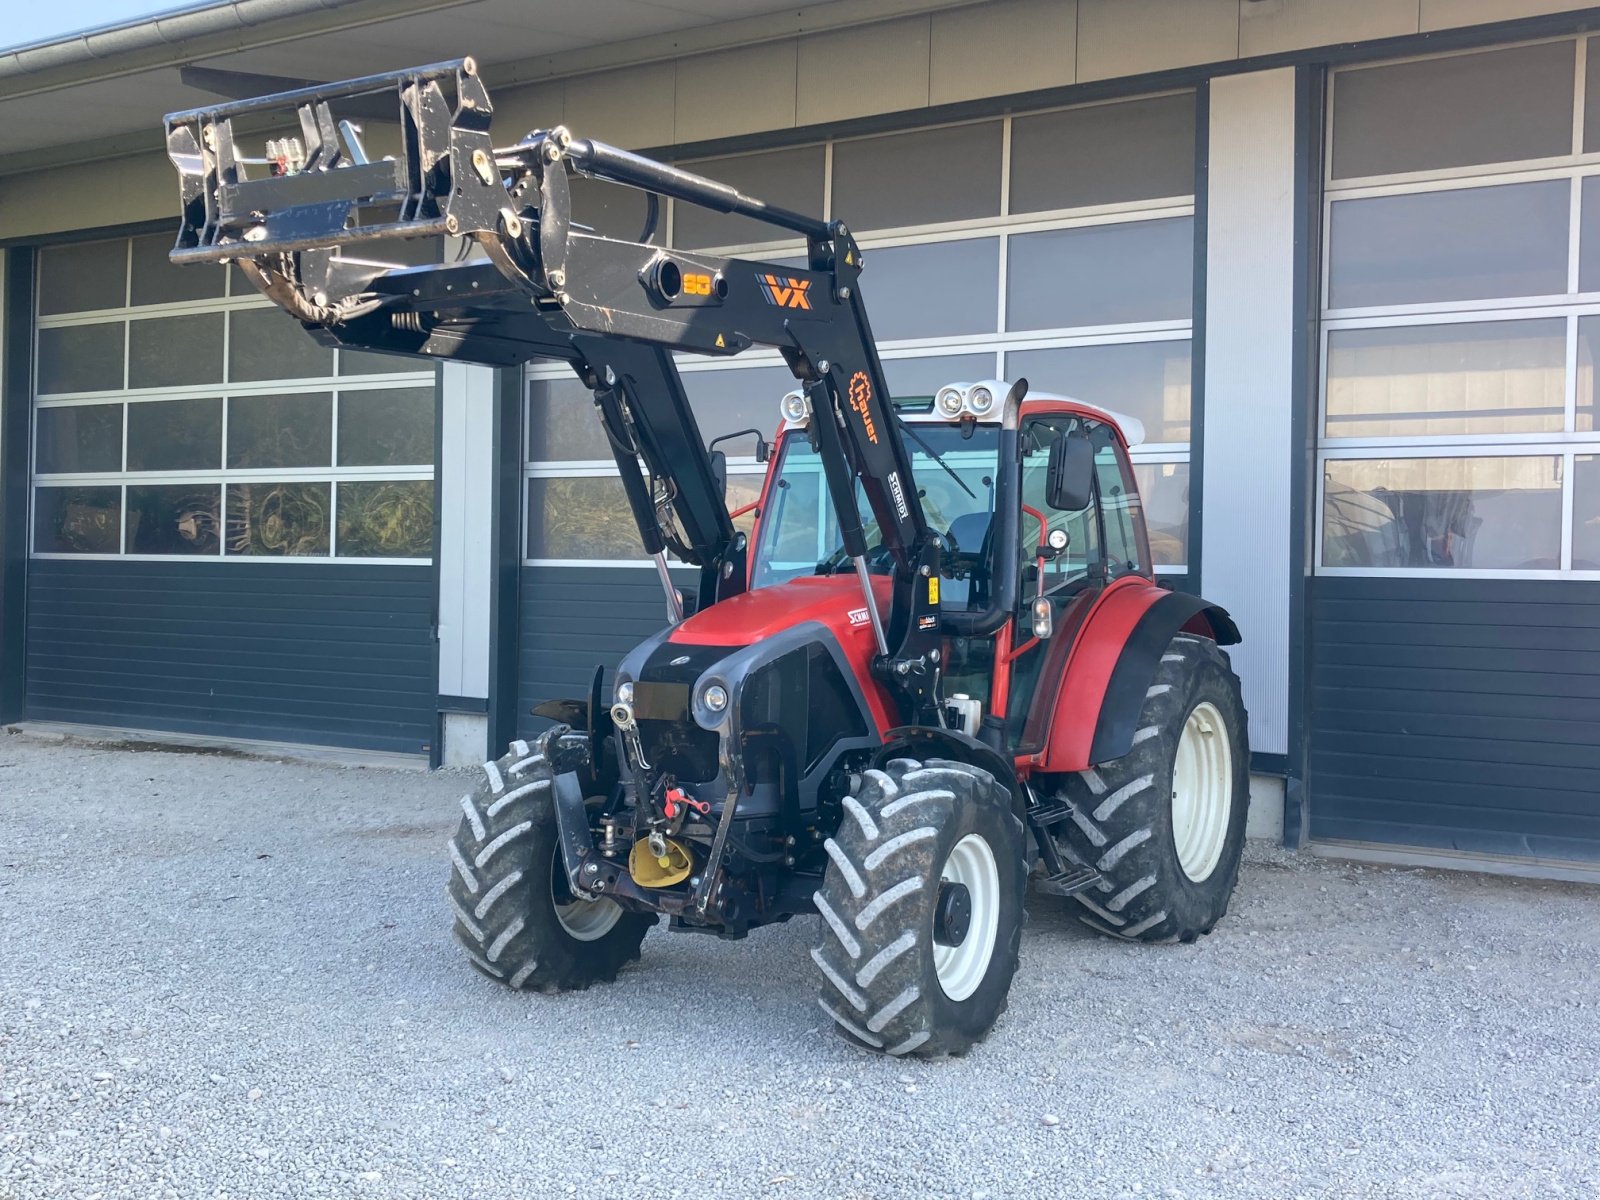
[166,58,947,722]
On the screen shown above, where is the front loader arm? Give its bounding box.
[165,57,945,719]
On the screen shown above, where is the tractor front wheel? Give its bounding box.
[1049,633,1250,943]
[812,757,1027,1058]
[446,730,654,991]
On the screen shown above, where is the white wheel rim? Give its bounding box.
[932,833,1001,1003]
[1171,700,1233,883]
[551,850,624,942]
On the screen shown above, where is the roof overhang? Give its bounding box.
[0,0,974,176]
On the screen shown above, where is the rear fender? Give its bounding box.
[1037,582,1239,773]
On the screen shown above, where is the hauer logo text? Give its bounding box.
[847,371,879,444]
[758,274,812,309]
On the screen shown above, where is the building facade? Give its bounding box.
[1,0,1597,876]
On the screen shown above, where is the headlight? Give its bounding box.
[701,683,729,712]
[965,385,995,416]
[780,390,811,424]
[615,681,634,705]
[935,385,965,418]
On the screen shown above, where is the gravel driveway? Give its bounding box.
[1,731,1597,1200]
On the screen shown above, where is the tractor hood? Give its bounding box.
[613,574,899,742]
[668,574,892,651]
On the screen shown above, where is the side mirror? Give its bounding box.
[710,449,727,499]
[709,427,770,464]
[1045,432,1095,512]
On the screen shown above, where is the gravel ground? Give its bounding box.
[1,731,1597,1200]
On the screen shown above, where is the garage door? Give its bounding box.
[1308,40,1600,862]
[24,234,438,755]
[518,89,1202,722]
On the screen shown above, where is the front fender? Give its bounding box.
[877,725,1024,818]
[1037,582,1239,772]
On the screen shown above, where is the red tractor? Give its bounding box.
[166,59,1249,1057]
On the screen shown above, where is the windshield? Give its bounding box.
[751,423,1001,607]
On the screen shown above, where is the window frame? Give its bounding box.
[29,238,438,564]
[523,90,1198,576]
[1316,34,1600,579]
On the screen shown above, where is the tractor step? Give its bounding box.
[1027,801,1076,828]
[1039,866,1103,897]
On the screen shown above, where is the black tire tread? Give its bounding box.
[813,757,1026,1059]
[1049,635,1250,945]
[445,728,652,992]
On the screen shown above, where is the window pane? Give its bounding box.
[1327,182,1568,309]
[1011,94,1195,213]
[1575,456,1600,569]
[528,376,607,461]
[1325,320,1565,439]
[227,482,331,556]
[36,324,124,394]
[229,306,334,382]
[1006,341,1192,443]
[682,365,796,452]
[526,476,639,560]
[129,233,226,306]
[673,146,824,250]
[338,347,420,376]
[38,240,126,316]
[127,484,221,555]
[1007,218,1192,330]
[126,398,222,472]
[883,353,996,399]
[1576,176,1600,294]
[1333,42,1575,180]
[861,239,999,340]
[128,313,225,389]
[727,473,763,542]
[1586,39,1600,154]
[1094,426,1146,575]
[1322,456,1561,570]
[570,174,663,244]
[832,122,1002,231]
[227,393,333,468]
[337,388,434,466]
[1577,315,1600,433]
[33,485,120,553]
[1134,461,1188,567]
[35,404,122,474]
[336,480,433,558]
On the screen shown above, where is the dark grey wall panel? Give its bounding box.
[26,559,433,754]
[516,566,680,739]
[1309,576,1600,862]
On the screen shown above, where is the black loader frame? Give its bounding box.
[166,57,978,723]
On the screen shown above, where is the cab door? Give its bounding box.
[1004,415,1153,751]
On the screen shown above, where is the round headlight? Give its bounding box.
[1047,528,1069,551]
[615,681,634,705]
[935,386,965,418]
[701,683,729,712]
[780,390,811,424]
[966,385,995,416]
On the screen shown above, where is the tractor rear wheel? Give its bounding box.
[446,730,654,990]
[1049,634,1249,943]
[812,757,1026,1058]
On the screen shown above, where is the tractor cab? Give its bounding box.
[747,383,1153,749]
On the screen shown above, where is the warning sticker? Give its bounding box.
[927,576,940,605]
[918,614,938,631]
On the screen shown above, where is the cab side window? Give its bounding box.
[1091,422,1150,577]
[1020,416,1099,592]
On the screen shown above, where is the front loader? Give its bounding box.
[165,58,1250,1057]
